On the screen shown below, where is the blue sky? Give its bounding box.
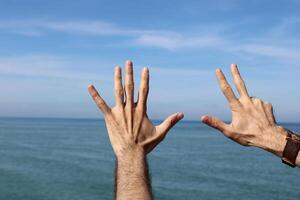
[0,0,299,122]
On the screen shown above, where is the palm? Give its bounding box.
[88,60,183,157]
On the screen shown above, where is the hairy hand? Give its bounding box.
[88,60,184,158]
[201,64,286,153]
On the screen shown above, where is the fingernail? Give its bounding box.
[201,115,209,122]
[177,112,184,119]
[231,63,237,68]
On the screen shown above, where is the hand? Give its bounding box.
[201,64,287,156]
[88,60,184,158]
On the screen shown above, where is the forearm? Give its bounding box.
[115,149,152,200]
[254,126,300,167]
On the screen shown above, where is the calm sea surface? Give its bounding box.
[0,118,299,200]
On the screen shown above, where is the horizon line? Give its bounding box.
[0,116,299,124]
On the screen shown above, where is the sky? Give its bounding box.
[0,0,299,122]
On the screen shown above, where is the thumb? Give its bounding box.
[201,115,229,132]
[156,112,184,136]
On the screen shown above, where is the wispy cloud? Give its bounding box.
[0,19,175,37]
[235,44,300,61]
[0,55,111,81]
[268,17,300,39]
[151,66,211,77]
[134,34,222,50]
[0,19,222,50]
[1,18,300,62]
[0,54,212,81]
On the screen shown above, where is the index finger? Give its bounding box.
[137,67,149,111]
[216,68,240,108]
[114,66,124,107]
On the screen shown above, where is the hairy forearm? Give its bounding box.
[253,126,300,167]
[115,149,152,200]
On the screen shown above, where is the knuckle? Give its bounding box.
[120,90,124,97]
[229,133,239,141]
[221,84,231,92]
[240,141,250,147]
[168,118,174,127]
[258,100,265,107]
[141,87,148,95]
[98,100,106,107]
[126,83,134,90]
[224,131,234,138]
[126,68,133,74]
[115,73,122,80]
[230,102,240,111]
[256,99,262,104]
[115,88,124,97]
[91,92,98,99]
[211,119,218,128]
[251,98,263,106]
[265,102,273,108]
[251,98,258,103]
[92,95,97,100]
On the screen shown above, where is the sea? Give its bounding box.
[0,117,299,200]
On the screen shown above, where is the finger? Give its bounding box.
[137,67,149,111]
[125,60,134,108]
[88,85,111,115]
[230,64,249,98]
[155,112,184,136]
[251,97,264,110]
[216,68,240,108]
[264,102,276,124]
[114,66,124,106]
[201,115,230,132]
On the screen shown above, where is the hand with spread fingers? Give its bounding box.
[201,64,300,167]
[88,60,184,200]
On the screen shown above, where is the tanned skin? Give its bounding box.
[201,64,300,167]
[88,60,184,200]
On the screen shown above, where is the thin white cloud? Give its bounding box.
[0,55,111,81]
[0,54,213,81]
[1,19,300,63]
[0,19,175,37]
[0,19,222,50]
[134,34,222,50]
[268,17,300,39]
[235,44,300,61]
[151,66,211,77]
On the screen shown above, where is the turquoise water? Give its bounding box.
[0,118,299,200]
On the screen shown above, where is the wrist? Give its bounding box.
[115,146,152,200]
[116,146,148,179]
[255,125,287,157]
[116,146,146,165]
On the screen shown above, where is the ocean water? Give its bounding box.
[0,118,299,200]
